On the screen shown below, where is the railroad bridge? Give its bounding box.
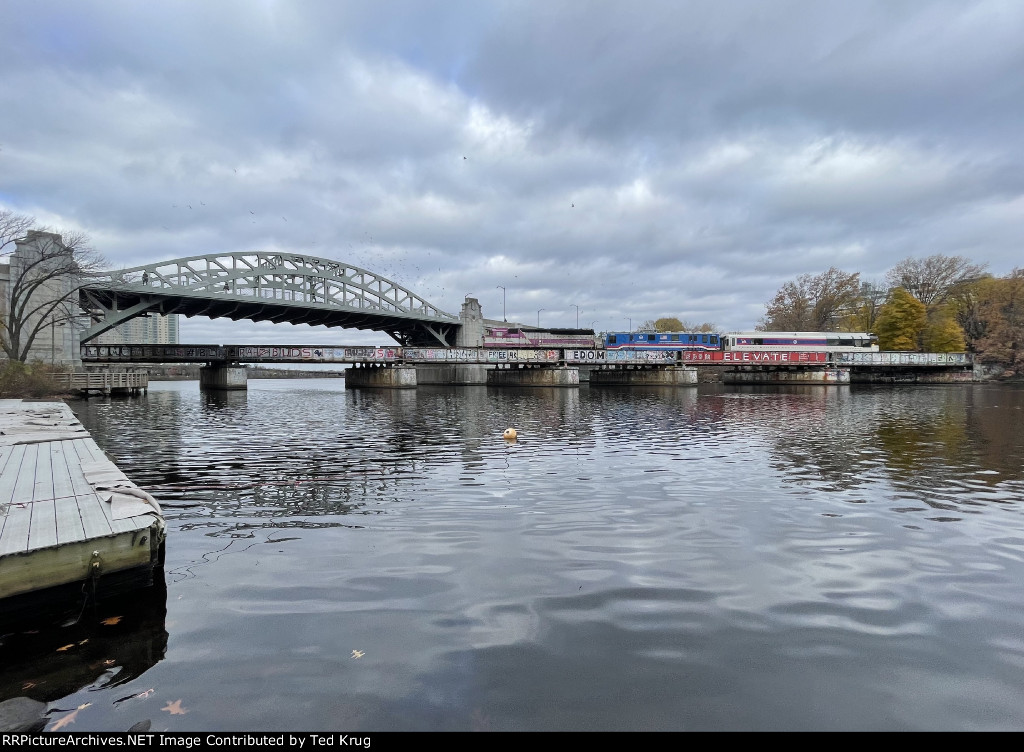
[80,343,977,390]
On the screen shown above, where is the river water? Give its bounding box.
[3,378,1024,732]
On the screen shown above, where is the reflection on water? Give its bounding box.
[3,379,1024,731]
[0,572,167,705]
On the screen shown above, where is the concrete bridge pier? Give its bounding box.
[589,366,698,386]
[487,365,580,387]
[345,364,418,389]
[721,366,850,385]
[199,363,248,390]
[415,364,489,385]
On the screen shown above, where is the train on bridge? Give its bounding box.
[82,325,977,371]
[482,325,880,356]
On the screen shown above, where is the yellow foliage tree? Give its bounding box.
[875,287,927,351]
[921,303,966,352]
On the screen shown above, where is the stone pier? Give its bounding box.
[487,366,580,387]
[721,367,850,385]
[345,364,418,389]
[199,363,248,390]
[589,366,698,386]
[415,364,489,385]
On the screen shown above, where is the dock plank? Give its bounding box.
[51,443,87,546]
[27,441,58,552]
[0,444,35,556]
[0,444,25,545]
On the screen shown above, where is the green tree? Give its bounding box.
[759,267,861,331]
[875,287,927,350]
[921,303,966,352]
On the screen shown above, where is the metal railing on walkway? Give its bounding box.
[49,371,149,395]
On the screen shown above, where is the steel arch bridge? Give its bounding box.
[78,252,461,346]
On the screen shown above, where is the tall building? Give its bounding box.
[0,231,178,367]
[94,314,179,346]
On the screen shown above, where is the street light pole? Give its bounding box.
[537,309,544,327]
[572,304,580,328]
[497,285,506,321]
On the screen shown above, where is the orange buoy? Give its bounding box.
[503,427,518,441]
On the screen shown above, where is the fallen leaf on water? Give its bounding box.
[50,704,91,731]
[351,650,364,659]
[56,644,75,652]
[137,688,155,699]
[101,616,122,626]
[51,709,79,731]
[22,681,36,690]
[78,639,89,645]
[104,659,116,666]
[162,699,187,715]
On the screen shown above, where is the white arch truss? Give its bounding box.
[79,252,461,346]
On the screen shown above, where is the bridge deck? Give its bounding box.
[80,343,974,369]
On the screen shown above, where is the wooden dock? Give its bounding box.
[0,400,165,627]
[48,371,149,396]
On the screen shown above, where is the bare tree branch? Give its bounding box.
[885,254,988,305]
[0,209,36,256]
[1,217,108,362]
[759,267,861,331]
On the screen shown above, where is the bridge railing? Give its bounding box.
[49,371,149,393]
[79,344,974,368]
[833,352,973,366]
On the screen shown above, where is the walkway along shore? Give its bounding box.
[0,400,166,629]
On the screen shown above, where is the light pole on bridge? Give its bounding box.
[571,304,579,328]
[497,286,506,322]
[537,309,544,327]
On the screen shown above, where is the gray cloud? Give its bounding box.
[2,0,1021,343]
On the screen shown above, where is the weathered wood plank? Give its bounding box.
[0,444,25,546]
[27,441,58,552]
[0,444,38,556]
[51,443,87,546]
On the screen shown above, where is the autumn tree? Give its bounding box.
[944,275,994,350]
[875,287,927,351]
[0,211,106,363]
[759,267,861,331]
[680,320,718,332]
[973,269,1024,371]
[653,317,683,332]
[637,318,718,332]
[885,254,987,306]
[921,303,966,352]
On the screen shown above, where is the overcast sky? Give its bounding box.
[2,0,1022,345]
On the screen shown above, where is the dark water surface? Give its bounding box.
[4,379,1024,731]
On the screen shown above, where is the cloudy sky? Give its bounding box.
[2,0,1022,345]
